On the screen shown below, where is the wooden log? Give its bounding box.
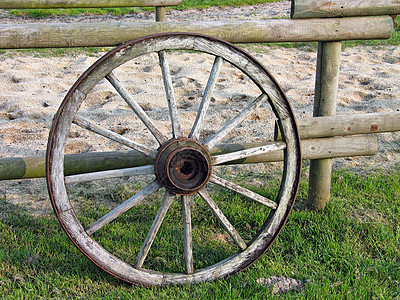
[0,151,153,181]
[0,0,181,9]
[307,41,341,211]
[0,16,393,49]
[313,42,341,117]
[0,135,378,181]
[181,195,194,274]
[156,6,166,22]
[292,0,400,19]
[223,135,378,165]
[275,111,400,140]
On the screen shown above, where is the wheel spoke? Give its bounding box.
[182,195,194,274]
[106,73,167,145]
[73,115,157,158]
[85,179,161,235]
[198,189,247,250]
[212,142,286,166]
[209,174,277,209]
[65,165,155,184]
[189,56,223,141]
[158,50,182,138]
[204,93,268,150]
[134,191,175,269]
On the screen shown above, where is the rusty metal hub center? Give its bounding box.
[155,138,212,195]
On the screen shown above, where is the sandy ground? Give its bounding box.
[0,2,399,214]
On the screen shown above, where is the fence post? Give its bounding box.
[307,41,341,210]
[156,6,166,22]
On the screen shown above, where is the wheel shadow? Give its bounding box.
[0,197,125,286]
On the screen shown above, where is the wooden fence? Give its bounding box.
[290,0,399,209]
[0,0,399,210]
[291,0,400,19]
[0,0,181,8]
[0,17,393,48]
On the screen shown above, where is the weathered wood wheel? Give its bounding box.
[46,33,301,286]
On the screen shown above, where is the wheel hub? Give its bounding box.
[155,138,212,195]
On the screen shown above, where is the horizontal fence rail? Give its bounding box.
[275,111,400,140]
[0,0,181,9]
[0,16,393,49]
[291,0,400,19]
[0,136,378,181]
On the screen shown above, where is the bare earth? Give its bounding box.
[0,2,399,214]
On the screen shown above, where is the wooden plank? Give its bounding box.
[156,6,166,22]
[313,42,341,118]
[198,189,247,251]
[65,165,155,184]
[182,195,193,274]
[303,135,378,161]
[106,73,167,145]
[0,0,181,9]
[72,115,157,158]
[190,56,223,141]
[275,111,400,140]
[212,142,286,165]
[0,16,393,49]
[220,135,378,164]
[134,192,175,269]
[209,174,277,209]
[307,41,341,211]
[158,51,182,138]
[0,135,378,181]
[292,0,400,19]
[205,94,267,150]
[0,151,152,180]
[85,179,161,235]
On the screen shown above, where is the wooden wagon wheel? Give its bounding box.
[46,33,301,286]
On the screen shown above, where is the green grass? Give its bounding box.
[5,0,282,18]
[177,0,282,9]
[7,7,140,18]
[0,46,109,58]
[1,166,399,298]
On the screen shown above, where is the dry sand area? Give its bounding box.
[0,2,399,213]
